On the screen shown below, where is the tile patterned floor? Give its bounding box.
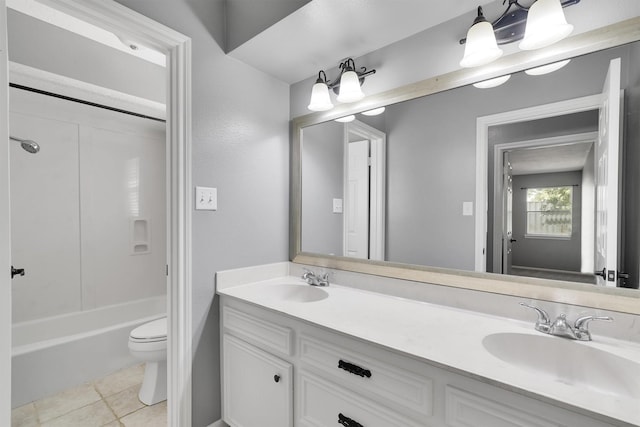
[11,364,167,427]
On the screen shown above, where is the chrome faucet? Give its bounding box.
[301,269,330,287]
[519,302,612,341]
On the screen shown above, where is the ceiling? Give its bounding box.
[509,142,594,175]
[10,0,495,84]
[227,0,493,84]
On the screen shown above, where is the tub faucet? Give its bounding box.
[519,302,613,341]
[302,269,329,287]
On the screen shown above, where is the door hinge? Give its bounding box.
[166,264,169,276]
[367,156,372,166]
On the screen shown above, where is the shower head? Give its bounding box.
[10,136,40,154]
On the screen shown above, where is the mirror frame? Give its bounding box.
[291,17,640,315]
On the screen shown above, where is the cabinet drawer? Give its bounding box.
[222,305,293,356]
[298,371,424,427]
[446,386,562,427]
[299,334,433,420]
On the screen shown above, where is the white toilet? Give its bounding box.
[128,317,167,405]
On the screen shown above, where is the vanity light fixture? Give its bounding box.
[524,59,571,75]
[361,107,386,116]
[334,115,356,123]
[459,0,579,68]
[307,58,376,111]
[473,74,511,88]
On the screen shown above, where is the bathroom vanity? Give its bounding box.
[217,263,640,427]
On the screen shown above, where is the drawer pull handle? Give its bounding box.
[338,413,363,427]
[338,360,372,378]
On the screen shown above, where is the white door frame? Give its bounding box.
[492,132,598,274]
[343,120,386,261]
[475,93,601,272]
[0,1,192,426]
[1,1,12,423]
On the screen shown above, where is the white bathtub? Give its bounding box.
[12,296,166,408]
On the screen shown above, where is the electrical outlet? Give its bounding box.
[195,186,217,211]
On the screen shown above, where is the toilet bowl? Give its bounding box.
[128,317,167,405]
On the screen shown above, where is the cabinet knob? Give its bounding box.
[273,374,280,383]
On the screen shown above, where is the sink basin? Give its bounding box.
[482,332,640,398]
[266,284,329,303]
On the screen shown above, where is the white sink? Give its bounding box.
[266,284,329,303]
[482,332,640,398]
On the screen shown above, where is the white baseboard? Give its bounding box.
[207,420,228,427]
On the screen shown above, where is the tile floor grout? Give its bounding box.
[11,364,167,427]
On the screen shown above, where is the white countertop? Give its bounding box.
[217,275,640,426]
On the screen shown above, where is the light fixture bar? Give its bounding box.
[327,58,376,93]
[459,0,579,46]
[307,58,376,111]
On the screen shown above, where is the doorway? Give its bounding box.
[0,1,192,425]
[343,120,386,261]
[493,134,597,282]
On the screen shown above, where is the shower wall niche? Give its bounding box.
[10,86,166,323]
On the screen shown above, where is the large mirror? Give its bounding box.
[291,18,640,312]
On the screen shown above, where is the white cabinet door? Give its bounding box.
[222,334,293,427]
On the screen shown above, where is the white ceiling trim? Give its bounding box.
[7,0,166,67]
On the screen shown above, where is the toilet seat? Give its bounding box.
[129,317,166,342]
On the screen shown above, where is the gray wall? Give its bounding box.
[511,172,582,271]
[7,9,165,103]
[114,1,290,426]
[301,121,343,255]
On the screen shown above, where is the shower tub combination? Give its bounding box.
[11,296,165,407]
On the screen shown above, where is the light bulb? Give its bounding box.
[524,59,571,75]
[460,7,503,68]
[519,0,573,50]
[473,75,511,89]
[336,70,365,103]
[362,107,386,116]
[334,115,355,123]
[307,80,333,111]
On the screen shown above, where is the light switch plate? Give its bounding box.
[462,201,473,216]
[195,186,217,210]
[333,198,343,214]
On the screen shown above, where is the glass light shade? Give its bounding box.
[473,74,511,89]
[519,0,573,50]
[307,81,334,111]
[362,107,386,116]
[334,115,355,123]
[460,20,503,68]
[524,59,571,75]
[336,70,365,103]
